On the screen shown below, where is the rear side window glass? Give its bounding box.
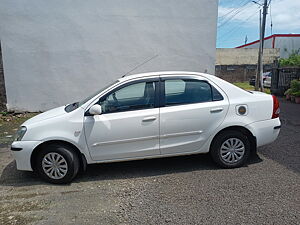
[164,79,213,106]
[211,85,224,101]
[165,80,185,95]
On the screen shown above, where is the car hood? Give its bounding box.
[23,106,66,126]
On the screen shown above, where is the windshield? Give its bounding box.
[78,80,119,107]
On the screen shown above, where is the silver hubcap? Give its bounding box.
[42,152,68,179]
[220,138,245,163]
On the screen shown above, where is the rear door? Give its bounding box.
[159,76,229,155]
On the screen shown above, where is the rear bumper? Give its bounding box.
[11,141,42,171]
[246,118,281,147]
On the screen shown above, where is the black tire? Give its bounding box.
[210,130,250,168]
[35,143,80,184]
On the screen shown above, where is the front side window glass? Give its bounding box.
[79,80,119,107]
[100,81,156,113]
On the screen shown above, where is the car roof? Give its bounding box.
[117,71,255,100]
[118,71,213,82]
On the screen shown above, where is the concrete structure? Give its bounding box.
[216,48,280,66]
[215,48,280,82]
[236,34,300,58]
[0,0,218,112]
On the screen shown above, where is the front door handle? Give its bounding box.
[210,108,223,113]
[142,116,157,122]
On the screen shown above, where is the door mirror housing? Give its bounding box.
[89,104,102,115]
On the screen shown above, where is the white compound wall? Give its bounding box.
[0,0,218,111]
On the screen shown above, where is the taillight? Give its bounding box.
[272,95,280,119]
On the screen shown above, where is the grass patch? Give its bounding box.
[233,82,271,94]
[0,113,38,146]
[233,82,253,90]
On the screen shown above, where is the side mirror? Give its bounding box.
[89,104,102,115]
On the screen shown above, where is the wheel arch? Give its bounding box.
[210,126,257,154]
[30,140,87,172]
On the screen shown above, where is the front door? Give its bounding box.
[159,77,229,155]
[84,80,160,161]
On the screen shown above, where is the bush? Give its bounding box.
[290,79,300,90]
[293,91,300,97]
[289,79,300,96]
[279,53,300,67]
[284,88,292,96]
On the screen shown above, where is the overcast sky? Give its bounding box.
[217,0,300,48]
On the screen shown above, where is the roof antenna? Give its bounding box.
[122,54,159,77]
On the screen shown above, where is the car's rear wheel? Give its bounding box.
[210,130,250,168]
[35,143,80,184]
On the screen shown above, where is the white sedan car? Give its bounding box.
[11,72,281,183]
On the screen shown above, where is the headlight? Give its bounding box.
[14,126,27,141]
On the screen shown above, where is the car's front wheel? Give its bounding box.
[35,143,80,184]
[210,130,250,168]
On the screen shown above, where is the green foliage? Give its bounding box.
[233,82,253,90]
[293,91,300,97]
[233,82,270,94]
[279,52,300,67]
[284,88,292,96]
[289,79,300,96]
[290,79,300,91]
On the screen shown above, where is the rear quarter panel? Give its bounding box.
[198,75,275,153]
[207,75,273,124]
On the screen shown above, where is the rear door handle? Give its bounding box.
[142,116,157,122]
[210,108,223,113]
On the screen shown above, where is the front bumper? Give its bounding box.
[11,141,42,171]
[246,118,281,147]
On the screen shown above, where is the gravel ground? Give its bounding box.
[0,98,299,225]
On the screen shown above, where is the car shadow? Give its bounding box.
[0,153,263,187]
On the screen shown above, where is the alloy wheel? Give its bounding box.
[220,138,245,163]
[42,152,68,179]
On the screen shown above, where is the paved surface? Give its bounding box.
[0,98,299,225]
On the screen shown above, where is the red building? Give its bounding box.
[236,34,300,58]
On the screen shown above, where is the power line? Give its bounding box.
[218,0,263,24]
[267,0,272,7]
[217,7,261,42]
[218,0,250,21]
[218,0,254,28]
[217,0,265,47]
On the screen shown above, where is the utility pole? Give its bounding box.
[255,9,262,91]
[255,0,268,91]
